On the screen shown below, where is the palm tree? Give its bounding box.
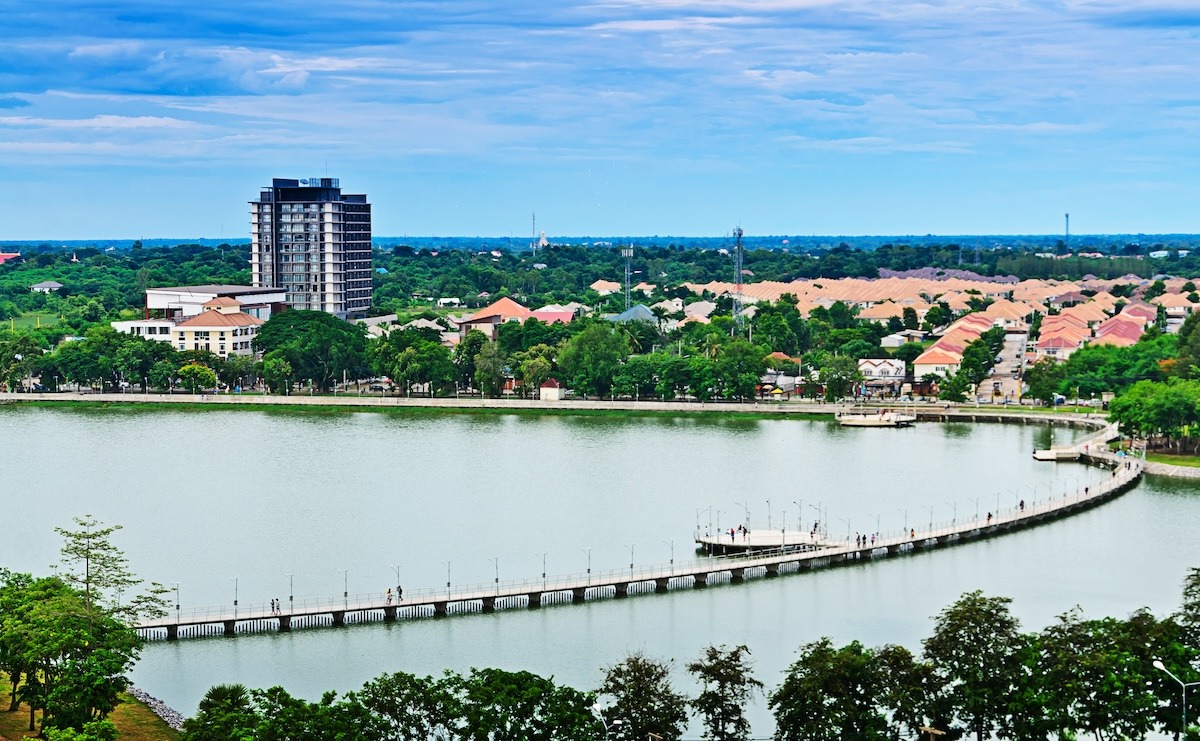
[197,683,251,714]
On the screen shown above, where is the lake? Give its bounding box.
[2,406,1195,735]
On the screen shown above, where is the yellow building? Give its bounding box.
[173,297,265,358]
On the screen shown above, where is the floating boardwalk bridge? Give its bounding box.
[136,424,1142,641]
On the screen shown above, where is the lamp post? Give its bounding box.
[628,544,635,578]
[591,704,623,739]
[793,499,803,533]
[766,499,772,529]
[662,539,674,569]
[488,556,499,596]
[231,577,238,620]
[173,582,180,624]
[970,496,981,522]
[338,569,349,610]
[1154,659,1199,740]
[923,504,934,533]
[390,566,399,604]
[582,548,592,586]
[897,507,908,534]
[534,552,547,590]
[944,500,957,524]
[443,561,451,599]
[286,573,294,613]
[839,517,851,544]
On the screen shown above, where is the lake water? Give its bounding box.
[2,406,1196,735]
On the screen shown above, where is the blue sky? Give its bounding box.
[2,0,1198,240]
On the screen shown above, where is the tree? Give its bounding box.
[253,310,369,391]
[474,341,508,398]
[922,591,1023,741]
[455,330,489,391]
[350,671,459,741]
[771,638,890,740]
[902,306,919,330]
[176,363,217,394]
[712,339,766,400]
[55,515,168,622]
[559,324,628,397]
[455,667,599,740]
[818,355,861,401]
[180,684,257,741]
[262,353,294,394]
[597,652,688,741]
[1023,357,1066,406]
[687,644,762,741]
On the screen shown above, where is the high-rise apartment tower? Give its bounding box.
[250,177,372,319]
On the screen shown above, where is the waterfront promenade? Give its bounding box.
[135,422,1141,641]
[1,390,1111,429]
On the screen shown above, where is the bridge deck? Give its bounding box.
[137,432,1142,640]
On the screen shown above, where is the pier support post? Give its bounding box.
[655,578,669,593]
[614,583,629,598]
[886,544,901,555]
[692,574,708,588]
[166,624,178,641]
[278,616,291,632]
[332,611,345,627]
[528,592,542,609]
[572,588,587,604]
[383,606,397,623]
[433,602,448,617]
[482,597,496,613]
[222,620,235,637]
[731,568,745,582]
[765,564,780,577]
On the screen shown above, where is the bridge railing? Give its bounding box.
[142,458,1143,629]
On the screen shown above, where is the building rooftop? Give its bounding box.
[148,284,284,296]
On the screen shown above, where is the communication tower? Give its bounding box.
[733,227,745,329]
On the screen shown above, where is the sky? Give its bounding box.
[1,0,1199,240]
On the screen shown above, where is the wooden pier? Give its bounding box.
[135,432,1142,641]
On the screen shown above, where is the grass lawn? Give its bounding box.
[0,673,178,741]
[7,313,60,332]
[1147,452,1200,468]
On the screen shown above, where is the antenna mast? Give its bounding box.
[622,244,634,311]
[733,227,745,330]
[531,212,536,256]
[1064,213,1070,252]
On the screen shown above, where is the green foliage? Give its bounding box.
[597,652,688,741]
[177,363,217,394]
[922,591,1023,741]
[474,341,507,398]
[0,517,159,735]
[818,355,861,401]
[253,310,369,391]
[687,644,762,741]
[770,638,892,740]
[559,324,629,397]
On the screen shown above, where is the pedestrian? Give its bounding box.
[398,585,403,601]
[386,588,393,606]
[987,512,993,524]
[1019,499,1025,512]
[276,598,281,615]
[270,598,275,613]
[910,528,915,539]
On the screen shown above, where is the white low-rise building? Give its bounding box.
[111,319,176,342]
[147,284,285,321]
